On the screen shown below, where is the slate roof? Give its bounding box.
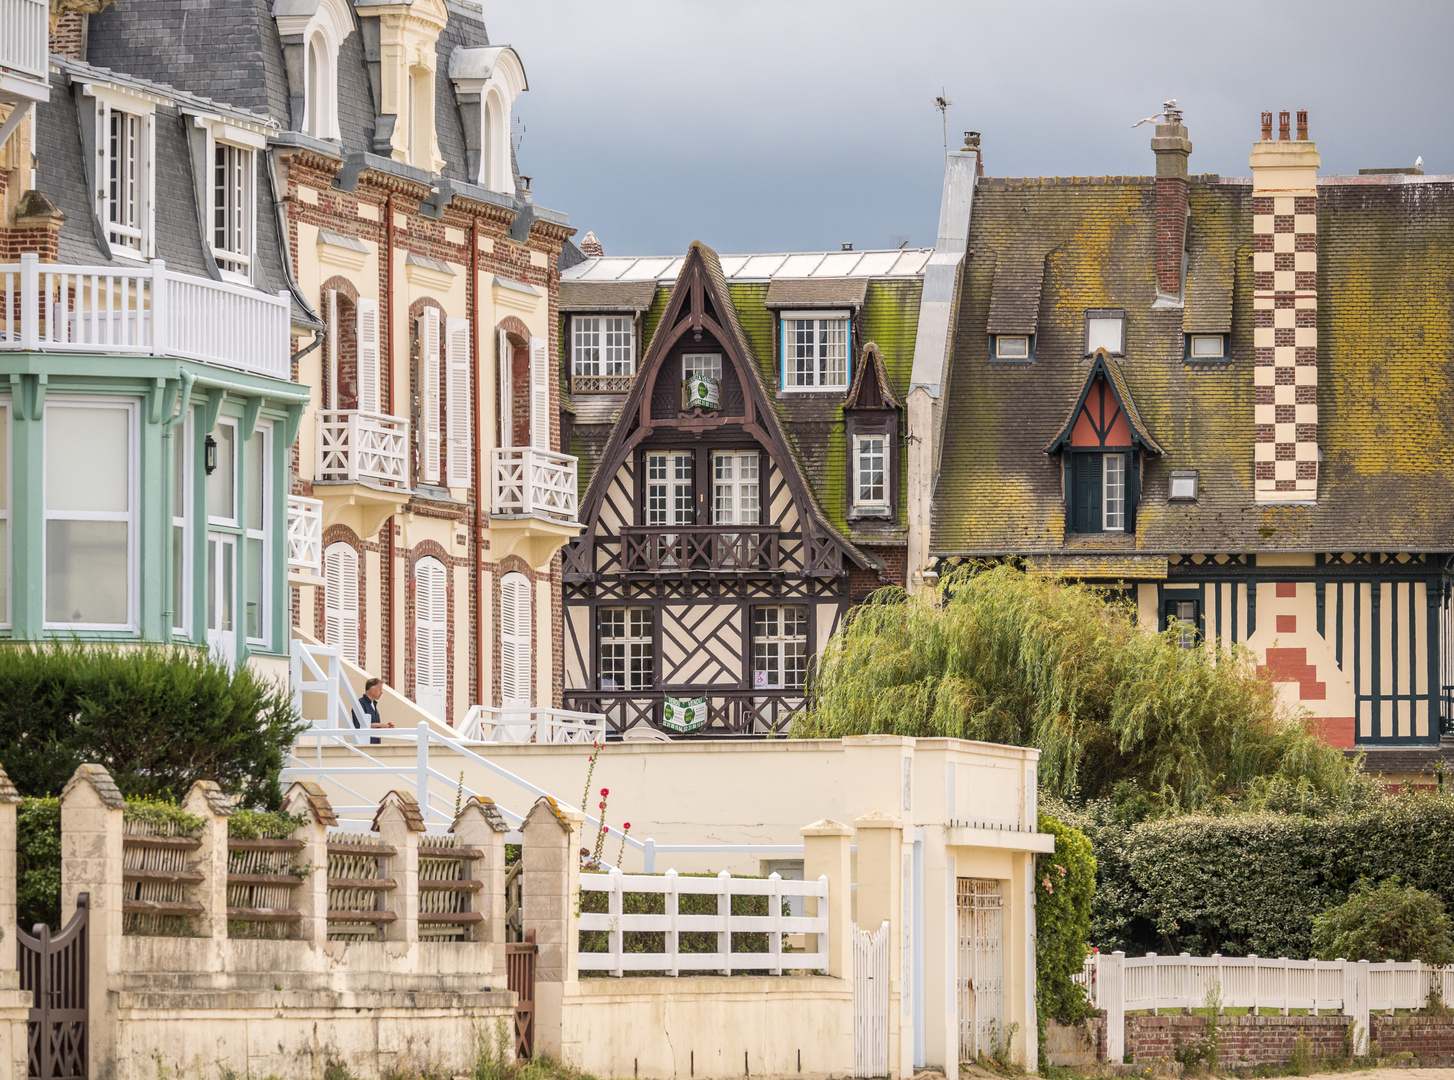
[563,251,927,548]
[931,172,1454,557]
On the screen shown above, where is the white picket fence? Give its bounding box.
[1080,950,1454,1061]
[577,867,829,976]
[853,921,890,1078]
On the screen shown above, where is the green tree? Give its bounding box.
[0,641,303,807]
[1036,813,1096,1024]
[1312,878,1454,964]
[798,564,1355,807]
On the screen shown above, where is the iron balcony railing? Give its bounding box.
[491,446,578,522]
[0,254,291,380]
[316,410,410,489]
[286,496,323,574]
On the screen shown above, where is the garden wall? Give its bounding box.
[1371,1015,1454,1066]
[1126,1014,1350,1068]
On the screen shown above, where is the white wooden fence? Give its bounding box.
[577,867,829,976]
[1080,950,1454,1061]
[853,921,890,1078]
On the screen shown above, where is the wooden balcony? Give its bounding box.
[620,527,781,574]
[0,254,291,380]
[313,410,411,540]
[0,0,48,104]
[286,496,323,580]
[562,691,807,737]
[489,447,581,568]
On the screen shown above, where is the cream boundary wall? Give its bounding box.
[299,735,1049,1073]
[0,788,28,1080]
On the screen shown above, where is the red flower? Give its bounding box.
[598,801,605,809]
[603,825,610,833]
[600,787,609,796]
[623,822,631,830]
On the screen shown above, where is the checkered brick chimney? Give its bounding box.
[1250,109,1320,502]
[1151,105,1192,299]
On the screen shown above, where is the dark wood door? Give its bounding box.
[17,893,89,1080]
[507,928,538,1061]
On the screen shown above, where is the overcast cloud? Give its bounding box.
[488,1,1454,257]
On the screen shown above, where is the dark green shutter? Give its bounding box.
[1072,454,1102,533]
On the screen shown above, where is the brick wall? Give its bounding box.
[1372,1015,1454,1066]
[1126,1014,1350,1068]
[1155,177,1187,296]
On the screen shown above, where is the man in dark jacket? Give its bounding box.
[355,678,391,744]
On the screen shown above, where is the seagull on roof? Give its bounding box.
[1416,156,1424,169]
[1132,99,1179,128]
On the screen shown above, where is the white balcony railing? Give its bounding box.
[316,410,410,489]
[286,496,323,574]
[491,446,578,522]
[0,0,49,96]
[0,254,291,379]
[458,705,608,744]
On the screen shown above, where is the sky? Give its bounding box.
[487,1,1454,258]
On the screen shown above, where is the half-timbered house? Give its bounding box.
[559,241,938,734]
[925,108,1454,777]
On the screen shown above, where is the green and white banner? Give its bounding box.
[661,695,707,733]
[683,374,720,410]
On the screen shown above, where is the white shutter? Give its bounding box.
[498,327,513,449]
[499,572,531,706]
[323,543,359,665]
[356,297,380,414]
[419,307,441,484]
[529,336,550,449]
[415,557,447,717]
[143,111,156,257]
[445,316,472,487]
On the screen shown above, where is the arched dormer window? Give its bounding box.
[305,31,337,139]
[448,45,527,195]
[408,64,435,170]
[275,0,352,141]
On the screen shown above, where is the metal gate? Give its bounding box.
[507,928,537,1061]
[17,893,90,1080]
[852,920,890,1077]
[956,879,1003,1062]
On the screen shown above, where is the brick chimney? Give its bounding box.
[1249,109,1320,503]
[1151,103,1192,299]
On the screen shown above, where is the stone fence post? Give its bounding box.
[802,818,853,979]
[523,795,583,1058]
[0,768,22,1080]
[183,780,232,940]
[60,764,125,1080]
[283,781,336,948]
[374,790,424,944]
[452,795,509,976]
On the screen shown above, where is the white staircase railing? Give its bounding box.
[289,638,365,734]
[458,704,608,744]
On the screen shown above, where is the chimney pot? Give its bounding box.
[841,242,853,251]
[1279,111,1291,141]
[963,131,980,149]
[1261,111,1273,140]
[1296,110,1308,141]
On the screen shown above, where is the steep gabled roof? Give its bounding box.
[1045,351,1163,455]
[844,343,903,411]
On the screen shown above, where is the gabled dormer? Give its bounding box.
[843,342,902,520]
[354,0,448,171]
[1045,351,1162,535]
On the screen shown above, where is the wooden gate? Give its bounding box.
[507,928,537,1061]
[956,878,1003,1062]
[852,920,890,1077]
[17,893,90,1080]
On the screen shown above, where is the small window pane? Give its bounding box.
[682,353,722,381]
[46,520,128,624]
[995,335,1029,360]
[172,524,186,632]
[245,433,264,531]
[1103,454,1125,531]
[857,436,885,504]
[208,425,235,520]
[573,317,600,377]
[47,406,129,512]
[1087,317,1123,355]
[1170,473,1198,500]
[246,537,264,640]
[1191,334,1225,358]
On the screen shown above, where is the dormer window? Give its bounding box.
[211,142,254,279]
[781,311,849,391]
[86,86,156,259]
[448,45,529,195]
[993,334,1033,361]
[408,65,436,170]
[1084,309,1126,356]
[1185,333,1228,362]
[305,31,339,139]
[571,315,635,392]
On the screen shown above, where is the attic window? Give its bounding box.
[1169,471,1199,501]
[993,334,1032,362]
[1186,334,1228,362]
[781,311,850,390]
[1084,310,1126,356]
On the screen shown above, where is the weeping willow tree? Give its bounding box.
[797,564,1357,808]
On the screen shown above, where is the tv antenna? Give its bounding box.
[934,88,953,157]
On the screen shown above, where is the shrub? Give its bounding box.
[0,641,303,807]
[1312,878,1454,964]
[798,564,1355,807]
[16,797,60,931]
[1035,813,1096,1024]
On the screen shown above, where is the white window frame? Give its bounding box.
[171,409,192,637]
[1085,309,1126,357]
[211,140,254,281]
[994,334,1032,361]
[0,400,12,630]
[43,396,139,632]
[598,606,653,693]
[854,434,888,508]
[781,310,850,391]
[323,541,360,665]
[712,450,759,526]
[1188,333,1227,360]
[499,571,533,707]
[1169,470,1199,502]
[646,451,694,527]
[572,315,636,380]
[682,353,722,381]
[752,605,809,691]
[85,84,158,260]
[305,29,339,140]
[243,422,272,648]
[207,418,240,529]
[1103,453,1126,532]
[417,307,442,485]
